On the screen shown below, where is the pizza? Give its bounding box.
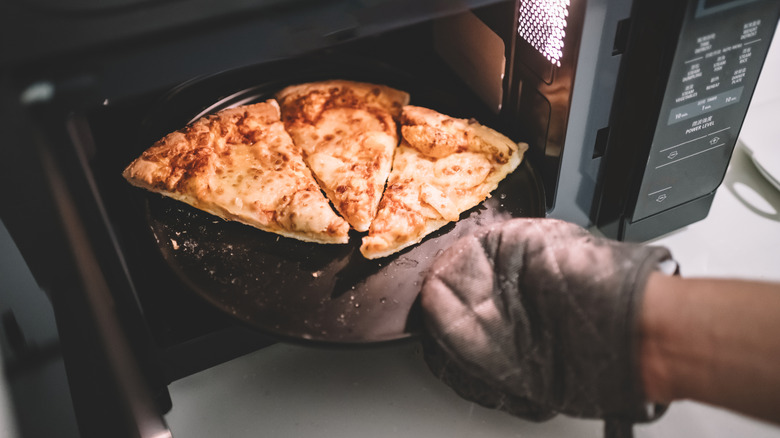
[124,83,526,259]
[359,105,527,259]
[122,100,351,244]
[275,80,410,232]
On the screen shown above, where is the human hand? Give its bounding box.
[420,218,674,423]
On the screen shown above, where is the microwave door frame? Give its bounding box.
[1,82,171,438]
[593,0,690,239]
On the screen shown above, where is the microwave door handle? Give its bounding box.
[605,418,634,438]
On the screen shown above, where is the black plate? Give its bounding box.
[137,56,545,345]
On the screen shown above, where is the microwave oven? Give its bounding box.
[1,0,778,436]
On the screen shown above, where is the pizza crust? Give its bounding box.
[122,100,350,244]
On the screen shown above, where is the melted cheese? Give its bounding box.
[420,183,460,221]
[432,152,491,190]
[307,152,347,190]
[361,106,526,259]
[276,80,409,232]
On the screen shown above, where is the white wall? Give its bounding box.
[751,19,780,106]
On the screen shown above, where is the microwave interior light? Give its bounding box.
[518,0,570,67]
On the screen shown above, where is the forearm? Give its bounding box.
[640,272,780,424]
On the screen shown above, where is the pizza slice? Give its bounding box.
[360,105,528,259]
[275,80,410,232]
[122,100,350,244]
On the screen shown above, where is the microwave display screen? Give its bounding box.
[704,0,736,8]
[517,0,570,66]
[698,0,760,17]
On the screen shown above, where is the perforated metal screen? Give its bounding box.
[517,0,570,67]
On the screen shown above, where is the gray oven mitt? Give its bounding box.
[420,218,674,432]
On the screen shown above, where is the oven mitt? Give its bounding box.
[420,218,675,430]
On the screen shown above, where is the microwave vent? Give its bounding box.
[517,0,570,67]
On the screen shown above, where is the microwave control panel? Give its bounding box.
[630,0,780,222]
